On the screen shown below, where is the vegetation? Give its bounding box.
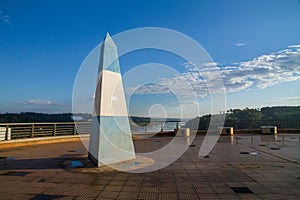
[0,112,74,123]
[1,106,300,129]
[185,106,300,130]
[129,116,151,126]
[0,112,151,127]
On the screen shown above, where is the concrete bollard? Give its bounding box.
[221,127,234,135]
[261,126,277,134]
[179,128,190,137]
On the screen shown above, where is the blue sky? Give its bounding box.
[0,0,300,117]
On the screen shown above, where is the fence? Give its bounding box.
[225,120,300,130]
[0,121,181,141]
[1,120,299,141]
[0,122,92,141]
[197,120,300,131]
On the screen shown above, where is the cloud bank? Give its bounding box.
[18,99,66,107]
[22,99,53,105]
[269,96,300,105]
[128,44,300,98]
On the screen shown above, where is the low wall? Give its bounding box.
[0,135,89,149]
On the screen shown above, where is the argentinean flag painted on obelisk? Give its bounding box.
[88,33,135,167]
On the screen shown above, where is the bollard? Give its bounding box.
[261,126,277,135]
[221,127,234,135]
[178,128,190,137]
[185,128,190,137]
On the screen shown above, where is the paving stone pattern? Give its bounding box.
[0,134,299,199]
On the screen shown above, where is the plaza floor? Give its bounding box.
[0,134,299,199]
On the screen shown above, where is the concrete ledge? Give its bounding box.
[0,135,89,149]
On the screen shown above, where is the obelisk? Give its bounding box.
[88,33,136,167]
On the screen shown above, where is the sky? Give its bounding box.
[0,0,300,118]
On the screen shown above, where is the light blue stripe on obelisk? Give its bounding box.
[99,32,121,74]
[93,116,135,165]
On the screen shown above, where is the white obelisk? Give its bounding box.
[88,33,135,167]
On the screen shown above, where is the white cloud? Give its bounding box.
[127,44,300,98]
[269,96,300,105]
[18,99,67,107]
[0,10,10,24]
[2,15,10,24]
[288,44,300,48]
[26,99,52,105]
[235,42,246,47]
[224,44,300,91]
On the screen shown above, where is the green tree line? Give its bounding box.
[0,112,74,123]
[0,112,151,126]
[185,106,300,130]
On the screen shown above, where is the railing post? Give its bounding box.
[73,125,76,135]
[31,124,35,138]
[53,123,56,136]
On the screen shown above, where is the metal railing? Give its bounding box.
[226,120,300,130]
[2,119,298,141]
[0,120,183,141]
[197,120,300,131]
[0,122,92,141]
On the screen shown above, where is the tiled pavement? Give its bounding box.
[0,134,299,199]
